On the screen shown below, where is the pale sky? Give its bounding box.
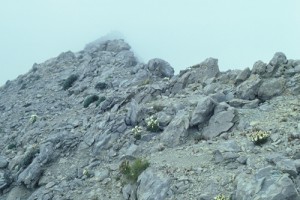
[1,0,299,86]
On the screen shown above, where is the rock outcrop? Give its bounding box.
[0,38,300,200]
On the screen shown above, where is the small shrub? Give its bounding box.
[132,126,143,140]
[63,74,78,90]
[95,96,106,107]
[83,95,99,108]
[153,104,164,112]
[7,143,16,150]
[214,194,230,200]
[95,82,108,90]
[119,158,150,182]
[29,114,38,124]
[249,130,270,145]
[146,116,160,132]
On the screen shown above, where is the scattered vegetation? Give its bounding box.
[29,114,38,124]
[249,130,270,145]
[214,194,230,200]
[146,116,160,132]
[63,74,78,90]
[95,96,106,107]
[95,82,108,90]
[83,95,99,108]
[132,126,143,140]
[119,158,150,182]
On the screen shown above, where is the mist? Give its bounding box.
[1,0,299,86]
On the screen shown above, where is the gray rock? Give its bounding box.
[137,168,171,200]
[235,67,251,85]
[0,155,8,168]
[218,140,242,153]
[209,92,227,103]
[157,112,173,127]
[235,166,300,200]
[201,109,235,139]
[122,184,137,200]
[17,159,43,188]
[37,142,54,164]
[188,57,220,83]
[106,39,131,53]
[190,97,216,127]
[258,78,285,101]
[228,98,260,108]
[131,69,150,85]
[93,133,111,154]
[252,60,267,76]
[0,170,11,191]
[161,110,189,147]
[6,185,31,200]
[275,159,298,178]
[171,72,191,93]
[147,58,174,78]
[269,52,288,67]
[125,100,141,126]
[95,169,110,182]
[236,74,262,100]
[114,50,137,68]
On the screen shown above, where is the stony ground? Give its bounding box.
[1,39,300,200]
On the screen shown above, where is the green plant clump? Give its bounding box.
[214,194,230,200]
[29,114,38,124]
[7,143,17,150]
[95,96,106,107]
[119,158,150,182]
[95,82,108,90]
[249,130,270,145]
[63,74,78,90]
[146,116,160,132]
[132,126,143,140]
[83,95,99,108]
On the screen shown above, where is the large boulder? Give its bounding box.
[235,67,251,85]
[147,58,174,78]
[236,74,262,100]
[137,168,171,200]
[171,72,191,94]
[161,110,189,147]
[0,155,8,168]
[190,97,216,127]
[18,143,54,188]
[258,78,285,101]
[252,60,268,76]
[269,52,288,67]
[235,166,300,200]
[201,108,235,139]
[188,57,220,83]
[0,169,12,191]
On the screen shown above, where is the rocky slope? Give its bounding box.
[0,38,300,200]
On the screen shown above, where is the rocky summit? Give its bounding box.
[0,39,300,200]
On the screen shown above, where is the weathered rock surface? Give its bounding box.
[190,96,216,127]
[0,39,300,199]
[137,168,171,200]
[147,58,174,78]
[235,166,300,200]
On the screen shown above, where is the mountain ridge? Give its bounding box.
[0,38,300,199]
